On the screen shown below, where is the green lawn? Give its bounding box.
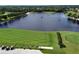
[0,28,79,54]
[0,28,58,49]
[41,31,79,54]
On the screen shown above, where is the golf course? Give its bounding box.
[0,6,79,54]
[0,28,79,54]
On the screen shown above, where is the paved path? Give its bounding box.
[0,48,43,54]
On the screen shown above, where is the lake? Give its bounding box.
[1,12,79,31]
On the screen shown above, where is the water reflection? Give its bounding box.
[0,12,79,31]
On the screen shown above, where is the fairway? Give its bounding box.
[0,28,79,54]
[41,32,79,54]
[0,28,57,49]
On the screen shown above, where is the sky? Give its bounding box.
[0,0,79,5]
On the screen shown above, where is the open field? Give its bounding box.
[41,31,79,54]
[0,28,57,49]
[0,28,79,54]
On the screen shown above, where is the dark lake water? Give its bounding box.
[1,12,79,31]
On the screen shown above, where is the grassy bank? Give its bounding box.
[0,28,79,54]
[41,31,79,54]
[0,12,26,24]
[0,28,51,48]
[65,10,79,18]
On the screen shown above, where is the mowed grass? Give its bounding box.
[0,28,79,54]
[60,32,79,54]
[41,31,79,54]
[0,28,57,49]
